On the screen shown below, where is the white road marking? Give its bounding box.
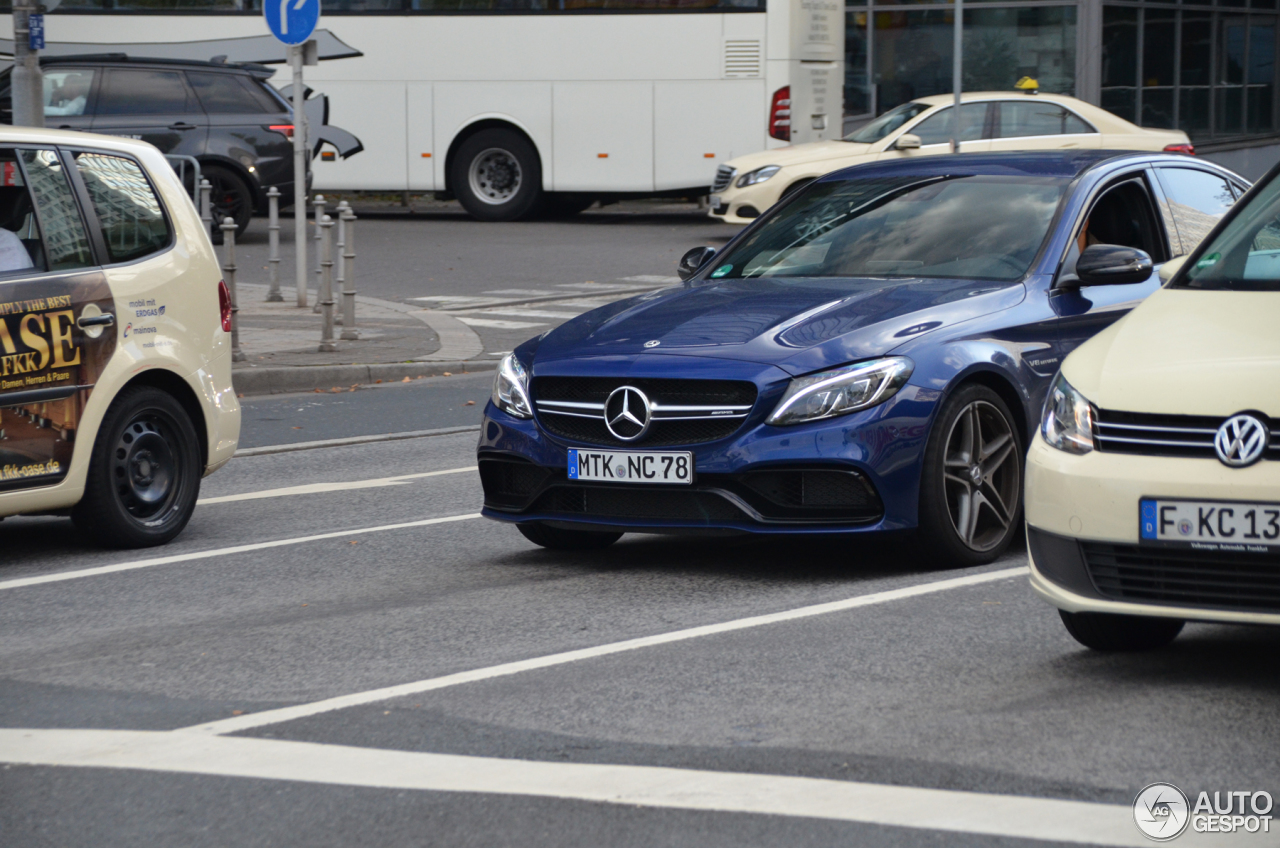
[0,513,482,593]
[620,275,681,284]
[197,467,475,505]
[233,426,480,458]
[465,308,582,320]
[0,727,1181,847]
[182,567,1026,736]
[453,316,548,330]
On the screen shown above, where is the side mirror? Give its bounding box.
[1158,254,1188,283]
[677,245,717,281]
[894,133,922,151]
[1075,244,1154,286]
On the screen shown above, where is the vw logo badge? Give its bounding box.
[1214,413,1269,467]
[604,386,652,441]
[644,340,661,348]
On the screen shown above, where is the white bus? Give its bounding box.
[9,0,844,220]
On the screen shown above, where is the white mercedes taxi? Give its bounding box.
[710,90,1192,225]
[0,129,239,547]
[1025,166,1280,651]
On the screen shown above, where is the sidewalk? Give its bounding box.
[231,283,497,396]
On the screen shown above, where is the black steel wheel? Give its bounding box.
[517,522,621,551]
[72,386,201,548]
[450,128,543,222]
[1059,611,1184,651]
[918,384,1023,566]
[203,164,253,237]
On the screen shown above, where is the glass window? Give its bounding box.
[1101,6,1138,124]
[845,11,869,118]
[996,101,1093,138]
[42,69,95,118]
[707,175,1067,282]
[188,72,272,114]
[1159,168,1237,254]
[845,102,931,143]
[73,153,170,264]
[0,151,39,275]
[910,103,988,146]
[18,150,95,273]
[97,70,190,116]
[1178,173,1280,290]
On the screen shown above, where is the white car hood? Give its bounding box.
[726,140,876,173]
[1063,287,1280,417]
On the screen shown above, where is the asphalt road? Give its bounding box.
[3,408,1279,847]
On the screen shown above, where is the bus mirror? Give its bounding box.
[678,246,717,281]
[894,134,921,150]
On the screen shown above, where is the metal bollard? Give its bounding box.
[221,217,246,362]
[340,205,359,340]
[333,200,348,325]
[318,214,337,353]
[199,179,213,240]
[266,187,283,302]
[312,194,327,313]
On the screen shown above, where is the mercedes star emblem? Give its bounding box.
[604,386,652,441]
[644,340,661,348]
[1214,413,1269,467]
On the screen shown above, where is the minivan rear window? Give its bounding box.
[188,72,276,114]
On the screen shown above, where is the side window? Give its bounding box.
[1158,167,1236,254]
[997,101,1095,138]
[42,69,96,118]
[1076,177,1165,261]
[72,153,170,263]
[96,70,190,116]
[908,104,988,146]
[18,149,96,273]
[187,72,273,114]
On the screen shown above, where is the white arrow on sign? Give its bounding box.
[280,0,308,35]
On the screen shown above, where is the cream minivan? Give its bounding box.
[1026,165,1280,650]
[0,129,239,547]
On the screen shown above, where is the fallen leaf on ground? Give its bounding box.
[442,371,452,376]
[402,376,411,382]
[231,710,244,716]
[330,387,341,393]
[465,400,475,406]
[375,379,383,383]
[292,426,303,430]
[350,540,359,545]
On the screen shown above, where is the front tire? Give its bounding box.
[518,522,621,551]
[1059,610,1184,651]
[72,387,202,548]
[918,384,1023,566]
[451,128,543,221]
[202,164,253,236]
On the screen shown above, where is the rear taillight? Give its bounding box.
[268,124,294,138]
[218,280,232,333]
[1164,143,1195,155]
[770,87,791,142]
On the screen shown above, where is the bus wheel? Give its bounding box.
[452,128,542,221]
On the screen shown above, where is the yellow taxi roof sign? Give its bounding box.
[1015,77,1040,92]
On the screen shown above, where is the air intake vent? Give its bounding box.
[723,39,762,78]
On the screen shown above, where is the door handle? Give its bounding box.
[77,313,115,328]
[168,122,197,131]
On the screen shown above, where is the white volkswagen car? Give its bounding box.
[0,129,240,547]
[711,92,1193,226]
[1025,168,1280,651]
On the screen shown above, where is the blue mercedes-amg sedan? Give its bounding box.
[478,151,1247,564]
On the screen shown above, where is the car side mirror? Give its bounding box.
[1075,244,1154,286]
[894,133,922,151]
[677,245,717,281]
[1158,254,1188,283]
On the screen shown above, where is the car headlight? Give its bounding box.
[767,358,913,426]
[1041,372,1095,454]
[735,165,781,188]
[491,353,533,419]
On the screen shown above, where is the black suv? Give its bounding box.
[0,55,359,235]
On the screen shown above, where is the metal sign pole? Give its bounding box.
[291,43,309,308]
[11,0,43,128]
[951,0,963,154]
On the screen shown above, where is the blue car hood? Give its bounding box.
[534,277,1026,376]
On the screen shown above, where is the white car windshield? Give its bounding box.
[844,102,932,143]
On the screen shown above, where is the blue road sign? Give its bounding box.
[28,14,45,51]
[264,0,320,46]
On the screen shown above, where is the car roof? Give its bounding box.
[37,54,274,78]
[0,126,162,157]
[819,150,1227,185]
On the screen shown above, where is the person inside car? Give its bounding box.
[0,185,34,273]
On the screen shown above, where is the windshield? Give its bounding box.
[1178,175,1280,291]
[844,102,932,143]
[706,174,1067,282]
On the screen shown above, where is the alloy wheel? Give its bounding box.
[941,400,1020,552]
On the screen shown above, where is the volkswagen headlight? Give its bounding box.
[735,165,781,188]
[491,353,533,419]
[767,358,913,426]
[1041,372,1094,454]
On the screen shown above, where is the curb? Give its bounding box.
[232,359,497,396]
